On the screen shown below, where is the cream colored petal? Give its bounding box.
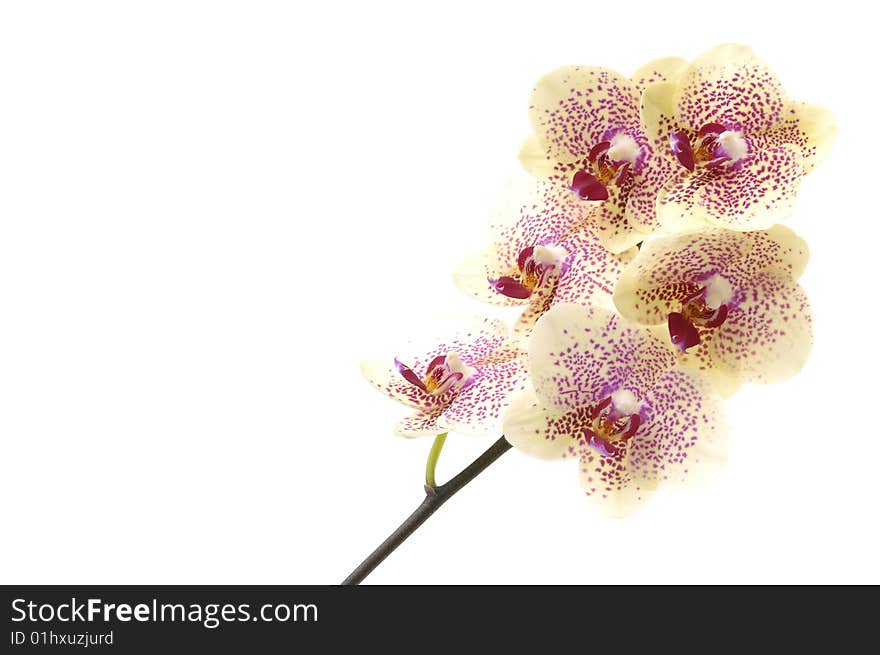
[437,349,528,436]
[452,250,524,307]
[517,133,558,179]
[631,56,689,94]
[742,224,809,282]
[710,272,812,385]
[502,386,580,461]
[675,44,786,133]
[578,451,657,518]
[754,101,837,174]
[528,66,639,164]
[360,359,442,411]
[395,410,445,438]
[528,303,675,412]
[658,145,804,232]
[640,81,681,154]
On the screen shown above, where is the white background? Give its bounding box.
[1,1,877,584]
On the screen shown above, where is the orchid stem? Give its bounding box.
[424,432,448,491]
[341,435,512,585]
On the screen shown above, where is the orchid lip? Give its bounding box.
[582,396,642,458]
[490,244,566,300]
[669,123,749,171]
[395,353,475,396]
[667,283,732,353]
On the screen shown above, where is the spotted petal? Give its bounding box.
[710,271,812,385]
[453,177,595,304]
[361,317,517,430]
[527,304,675,412]
[658,144,804,232]
[578,366,727,517]
[613,226,808,327]
[631,56,689,95]
[674,44,786,134]
[528,66,640,165]
[752,101,837,174]
[395,409,446,438]
[613,228,812,386]
[437,347,528,436]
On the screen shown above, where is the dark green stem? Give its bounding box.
[341,436,512,585]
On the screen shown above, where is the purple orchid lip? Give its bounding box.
[669,122,746,172]
[667,285,731,353]
[569,134,639,201]
[489,276,533,299]
[395,355,468,396]
[581,396,642,458]
[668,311,702,353]
[670,130,695,172]
[570,170,609,201]
[489,245,565,300]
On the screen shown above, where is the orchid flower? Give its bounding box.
[503,304,727,517]
[453,177,634,340]
[641,44,836,232]
[360,318,527,438]
[518,58,688,253]
[612,226,811,393]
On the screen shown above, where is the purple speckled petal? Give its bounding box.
[751,101,837,174]
[527,304,675,412]
[710,270,812,385]
[613,228,812,386]
[614,226,808,324]
[551,223,635,307]
[361,360,448,411]
[528,66,640,164]
[675,44,786,134]
[576,366,728,517]
[454,178,596,304]
[437,347,528,436]
[630,57,689,95]
[395,409,446,438]
[658,144,804,232]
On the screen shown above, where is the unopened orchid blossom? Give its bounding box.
[641,44,836,232]
[503,304,727,517]
[613,226,811,392]
[518,58,687,253]
[453,177,634,339]
[360,318,527,438]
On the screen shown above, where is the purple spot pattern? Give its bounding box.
[459,179,631,336]
[529,66,640,162]
[514,304,725,515]
[578,366,726,512]
[529,305,675,413]
[613,227,812,384]
[639,47,823,229]
[752,101,832,171]
[660,145,804,229]
[676,48,785,134]
[525,66,672,247]
[361,318,528,437]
